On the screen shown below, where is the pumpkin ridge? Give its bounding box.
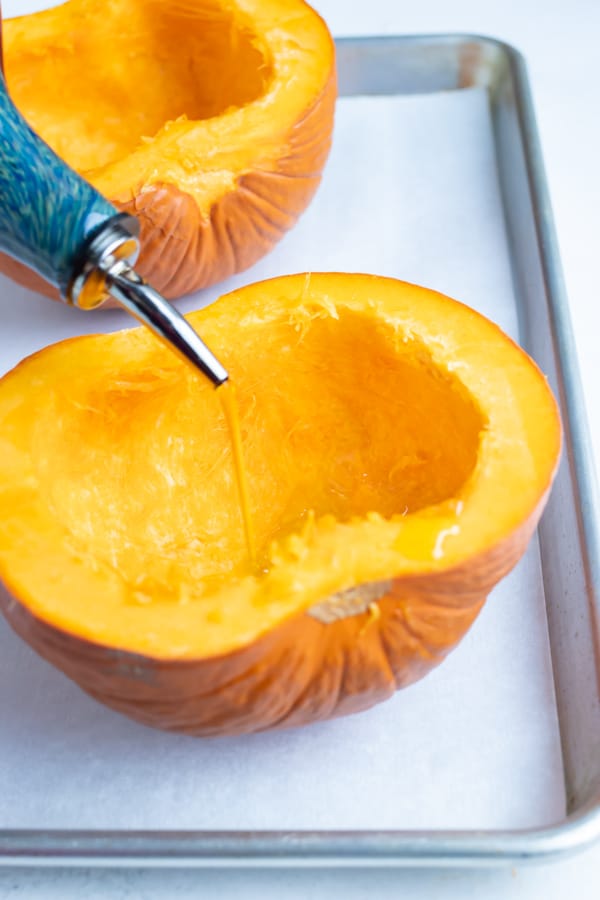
[236,176,296,232]
[131,191,189,243]
[277,73,337,167]
[233,186,283,245]
[356,608,398,699]
[389,601,439,662]
[249,643,330,732]
[240,167,320,205]
[273,642,344,728]
[222,207,244,275]
[210,201,238,282]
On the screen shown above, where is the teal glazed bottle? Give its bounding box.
[0,67,135,301]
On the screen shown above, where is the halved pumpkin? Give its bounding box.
[0,0,336,298]
[0,274,561,735]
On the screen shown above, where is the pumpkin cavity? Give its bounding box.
[27,308,484,597]
[5,0,273,173]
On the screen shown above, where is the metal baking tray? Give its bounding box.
[1,33,599,867]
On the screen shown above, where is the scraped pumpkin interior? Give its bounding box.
[5,0,273,173]
[35,310,484,583]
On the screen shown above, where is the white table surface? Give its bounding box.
[1,0,599,896]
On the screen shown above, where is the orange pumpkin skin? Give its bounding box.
[0,0,336,300]
[116,89,335,299]
[0,274,562,736]
[0,514,540,736]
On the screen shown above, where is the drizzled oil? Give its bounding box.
[218,380,257,567]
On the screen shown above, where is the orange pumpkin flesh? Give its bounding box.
[0,274,561,735]
[1,0,336,298]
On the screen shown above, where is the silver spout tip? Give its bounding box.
[104,264,230,388]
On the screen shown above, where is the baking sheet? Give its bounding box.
[0,88,565,831]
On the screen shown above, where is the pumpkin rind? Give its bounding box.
[1,0,336,299]
[1,515,539,736]
[0,274,562,735]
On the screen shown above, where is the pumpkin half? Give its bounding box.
[0,0,336,298]
[0,273,561,736]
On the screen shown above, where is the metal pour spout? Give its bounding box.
[104,263,228,387]
[69,217,229,388]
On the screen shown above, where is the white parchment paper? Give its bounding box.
[0,89,565,830]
